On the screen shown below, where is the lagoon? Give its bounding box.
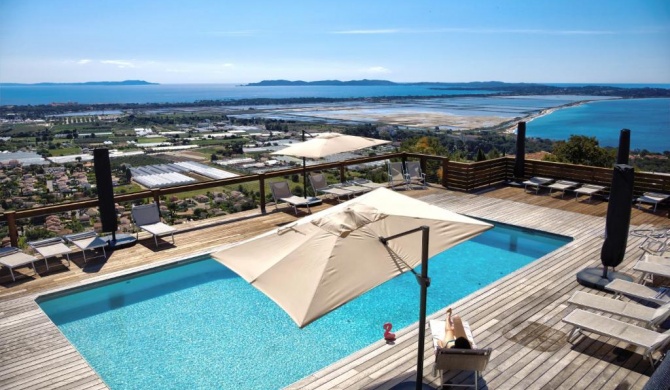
[527,98,670,152]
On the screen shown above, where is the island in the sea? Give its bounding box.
[1,80,158,86]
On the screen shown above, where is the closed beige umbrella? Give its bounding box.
[212,188,492,327]
[271,132,390,197]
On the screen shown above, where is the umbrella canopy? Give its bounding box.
[271,133,390,198]
[601,164,635,273]
[211,187,492,328]
[271,132,390,159]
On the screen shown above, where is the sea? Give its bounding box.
[1,83,669,152]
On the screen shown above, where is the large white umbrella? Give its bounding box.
[271,132,390,197]
[212,188,492,388]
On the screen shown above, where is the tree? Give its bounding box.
[475,148,486,162]
[547,135,614,167]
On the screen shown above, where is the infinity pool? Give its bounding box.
[38,223,570,389]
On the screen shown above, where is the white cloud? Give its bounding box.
[364,66,391,74]
[333,29,400,34]
[101,60,136,68]
[222,63,234,68]
[77,59,92,65]
[332,27,615,35]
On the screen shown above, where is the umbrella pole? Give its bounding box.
[303,157,307,199]
[380,226,431,390]
[416,227,430,390]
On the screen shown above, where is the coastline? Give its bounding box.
[502,99,600,134]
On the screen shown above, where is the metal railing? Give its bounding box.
[2,154,669,246]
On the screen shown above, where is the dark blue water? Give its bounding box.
[527,98,670,152]
[38,224,569,390]
[0,84,495,105]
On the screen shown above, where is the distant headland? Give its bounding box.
[1,80,158,86]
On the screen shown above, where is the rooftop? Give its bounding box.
[1,184,669,389]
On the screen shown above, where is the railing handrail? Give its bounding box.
[2,153,669,246]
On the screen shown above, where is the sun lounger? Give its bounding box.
[547,180,580,198]
[634,260,670,285]
[563,308,670,366]
[270,181,313,215]
[0,247,42,282]
[573,184,606,202]
[336,182,371,195]
[131,203,176,247]
[637,192,670,212]
[351,178,387,189]
[522,177,554,194]
[28,237,71,269]
[308,173,354,201]
[605,279,670,305]
[63,231,108,263]
[429,319,491,388]
[405,161,427,189]
[568,290,670,329]
[387,161,408,190]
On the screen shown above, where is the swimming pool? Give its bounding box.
[38,223,570,389]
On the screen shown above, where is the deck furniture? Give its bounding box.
[522,177,554,194]
[563,308,670,366]
[28,237,71,269]
[573,184,606,202]
[429,319,491,388]
[0,247,41,282]
[547,180,580,198]
[308,173,353,201]
[131,203,176,247]
[637,192,670,212]
[63,231,108,263]
[270,181,313,215]
[634,260,670,285]
[387,161,408,190]
[605,279,670,305]
[404,161,427,189]
[350,178,387,189]
[568,290,670,329]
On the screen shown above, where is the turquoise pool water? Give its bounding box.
[38,223,570,389]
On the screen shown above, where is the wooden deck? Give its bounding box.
[1,185,669,389]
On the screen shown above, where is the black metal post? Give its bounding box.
[380,225,431,390]
[416,226,430,390]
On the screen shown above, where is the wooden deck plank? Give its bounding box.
[1,185,668,389]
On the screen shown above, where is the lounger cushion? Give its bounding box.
[140,222,176,236]
[563,309,670,350]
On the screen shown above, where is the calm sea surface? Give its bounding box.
[527,98,670,152]
[0,84,494,105]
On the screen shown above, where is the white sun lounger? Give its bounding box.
[522,177,554,194]
[0,247,42,282]
[637,192,670,212]
[563,309,670,366]
[270,181,313,215]
[131,203,176,247]
[573,184,606,202]
[351,178,387,189]
[308,173,354,201]
[568,290,670,329]
[64,231,108,263]
[634,260,670,285]
[28,237,71,269]
[605,279,670,305]
[429,319,491,389]
[547,180,580,198]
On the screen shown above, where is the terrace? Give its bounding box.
[1,155,670,389]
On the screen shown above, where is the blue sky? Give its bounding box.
[1,0,669,84]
